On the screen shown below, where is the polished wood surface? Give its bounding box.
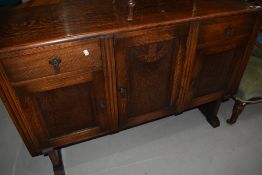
[0,0,259,53]
[18,0,65,8]
[188,14,253,107]
[227,99,247,124]
[46,149,65,175]
[0,0,261,175]
[2,38,102,82]
[115,24,188,128]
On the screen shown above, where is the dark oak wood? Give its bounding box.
[0,0,260,53]
[7,38,113,149]
[0,0,261,175]
[17,0,65,8]
[2,38,102,82]
[182,14,257,110]
[199,99,222,128]
[46,149,65,175]
[115,24,188,128]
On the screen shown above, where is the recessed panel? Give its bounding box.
[34,82,98,139]
[125,40,176,118]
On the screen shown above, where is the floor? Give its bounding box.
[0,99,262,175]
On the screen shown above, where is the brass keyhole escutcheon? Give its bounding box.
[49,56,62,74]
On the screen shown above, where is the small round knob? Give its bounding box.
[98,101,106,111]
[83,49,90,56]
[118,85,126,96]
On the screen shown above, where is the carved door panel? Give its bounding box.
[15,70,111,148]
[2,38,113,149]
[182,15,256,109]
[189,43,247,107]
[115,25,188,128]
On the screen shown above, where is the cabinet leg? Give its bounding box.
[226,100,246,125]
[47,149,65,175]
[199,99,221,128]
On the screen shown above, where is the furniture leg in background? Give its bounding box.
[227,100,247,124]
[199,99,221,128]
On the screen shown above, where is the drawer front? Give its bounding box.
[198,14,256,46]
[2,38,102,82]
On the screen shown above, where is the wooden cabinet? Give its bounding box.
[115,25,189,128]
[1,39,113,149]
[0,0,261,175]
[15,72,110,147]
[182,14,258,109]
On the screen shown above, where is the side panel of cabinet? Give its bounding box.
[115,25,188,128]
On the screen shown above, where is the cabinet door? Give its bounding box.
[184,14,256,109]
[15,71,110,148]
[115,25,188,128]
[2,38,112,149]
[189,42,248,107]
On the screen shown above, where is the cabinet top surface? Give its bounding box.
[0,0,260,53]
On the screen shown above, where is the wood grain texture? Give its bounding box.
[100,37,119,131]
[2,38,102,82]
[197,13,256,47]
[1,36,115,152]
[181,13,258,110]
[0,0,260,53]
[0,1,261,175]
[175,21,200,112]
[227,12,262,95]
[14,69,112,147]
[47,149,65,175]
[0,63,41,155]
[18,0,65,8]
[115,24,189,128]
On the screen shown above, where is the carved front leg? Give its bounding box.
[199,99,221,128]
[227,100,246,125]
[47,149,65,175]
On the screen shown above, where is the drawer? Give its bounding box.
[198,14,256,46]
[2,38,102,82]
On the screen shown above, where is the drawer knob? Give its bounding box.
[191,79,197,87]
[118,85,126,96]
[224,26,233,38]
[98,101,106,111]
[83,49,90,56]
[49,56,61,74]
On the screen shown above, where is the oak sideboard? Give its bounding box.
[0,0,261,174]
